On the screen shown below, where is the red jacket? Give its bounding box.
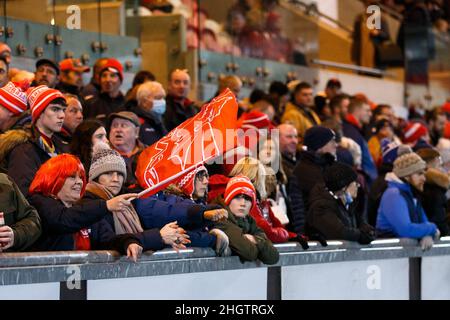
[250,199,297,243]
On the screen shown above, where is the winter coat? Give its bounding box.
[52,127,72,153]
[0,127,65,195]
[376,176,438,239]
[0,110,32,134]
[307,183,374,244]
[163,94,199,132]
[82,191,165,251]
[281,102,321,145]
[342,118,378,184]
[0,173,42,251]
[292,150,335,211]
[83,92,126,123]
[281,153,298,179]
[29,193,140,253]
[286,173,307,235]
[135,191,215,230]
[367,168,390,227]
[214,208,279,265]
[128,103,168,146]
[250,199,296,243]
[421,168,450,236]
[80,81,101,102]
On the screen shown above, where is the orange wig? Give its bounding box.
[29,154,87,198]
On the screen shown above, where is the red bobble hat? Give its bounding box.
[443,121,450,140]
[224,175,256,208]
[239,110,274,130]
[177,165,208,197]
[100,58,123,82]
[441,101,450,114]
[27,85,65,122]
[0,81,28,115]
[403,122,428,144]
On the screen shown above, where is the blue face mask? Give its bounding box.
[152,99,166,115]
[344,191,353,205]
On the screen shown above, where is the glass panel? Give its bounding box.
[429,32,450,73]
[195,0,319,65]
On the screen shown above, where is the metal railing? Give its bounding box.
[310,58,393,77]
[284,0,354,34]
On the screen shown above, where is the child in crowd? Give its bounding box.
[214,175,279,265]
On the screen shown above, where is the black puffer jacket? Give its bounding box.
[307,183,375,244]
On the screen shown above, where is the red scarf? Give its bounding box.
[345,114,362,130]
[74,229,91,250]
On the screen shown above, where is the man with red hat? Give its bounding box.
[0,82,28,134]
[56,58,90,99]
[80,57,109,102]
[402,121,432,151]
[83,58,125,122]
[2,85,67,195]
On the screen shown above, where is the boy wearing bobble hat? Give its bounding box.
[1,85,67,195]
[214,175,279,265]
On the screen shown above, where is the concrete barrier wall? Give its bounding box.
[1,239,450,300]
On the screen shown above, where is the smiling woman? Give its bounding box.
[27,154,144,261]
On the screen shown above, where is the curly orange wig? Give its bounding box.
[29,154,86,198]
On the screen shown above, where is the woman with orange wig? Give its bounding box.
[28,154,143,261]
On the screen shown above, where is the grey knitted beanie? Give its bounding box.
[393,152,426,178]
[89,142,127,182]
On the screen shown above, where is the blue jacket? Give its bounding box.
[135,192,215,230]
[376,180,437,239]
[342,120,378,184]
[82,191,165,252]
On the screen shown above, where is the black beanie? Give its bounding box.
[323,162,358,192]
[303,126,335,151]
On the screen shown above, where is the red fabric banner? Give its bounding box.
[136,89,239,198]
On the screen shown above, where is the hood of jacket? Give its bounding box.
[299,149,336,167]
[0,129,31,164]
[386,176,413,195]
[426,167,450,189]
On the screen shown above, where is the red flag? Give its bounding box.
[136,89,238,198]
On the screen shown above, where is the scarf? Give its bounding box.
[345,114,362,130]
[86,181,144,235]
[74,228,91,250]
